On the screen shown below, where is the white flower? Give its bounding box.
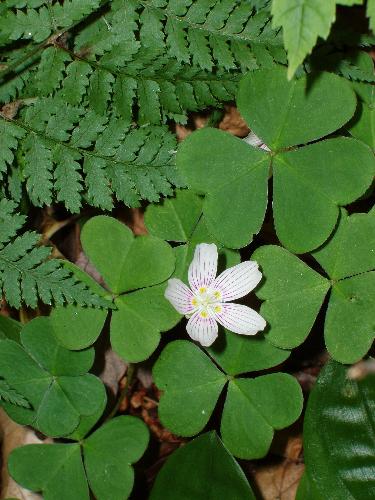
[165,243,266,347]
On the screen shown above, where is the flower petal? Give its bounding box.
[214,303,266,335]
[212,261,262,302]
[186,311,218,346]
[165,278,195,315]
[188,243,218,292]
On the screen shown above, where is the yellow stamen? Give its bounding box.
[200,311,208,318]
[191,298,198,306]
[199,287,206,294]
[214,305,222,313]
[214,291,221,299]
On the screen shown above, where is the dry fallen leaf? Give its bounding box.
[248,434,304,500]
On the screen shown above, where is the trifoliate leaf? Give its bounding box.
[154,340,303,458]
[8,416,149,500]
[0,317,105,437]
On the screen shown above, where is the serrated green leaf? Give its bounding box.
[272,0,336,79]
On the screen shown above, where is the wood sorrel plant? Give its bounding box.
[0,1,374,499]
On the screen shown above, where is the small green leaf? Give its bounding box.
[9,443,89,500]
[208,330,290,376]
[111,285,180,363]
[252,245,329,349]
[221,374,303,458]
[118,235,175,293]
[81,216,134,294]
[153,341,226,436]
[81,215,175,294]
[325,273,375,363]
[238,67,356,149]
[50,304,107,351]
[271,0,336,79]
[150,432,256,500]
[313,211,375,280]
[304,360,375,499]
[84,416,149,500]
[176,128,269,248]
[273,138,375,252]
[145,189,203,242]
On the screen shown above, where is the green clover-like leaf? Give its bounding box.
[82,215,175,294]
[145,188,240,279]
[176,132,270,248]
[150,432,256,500]
[177,67,375,252]
[303,360,375,499]
[238,67,356,150]
[153,340,303,459]
[252,245,330,349]
[221,374,303,458]
[254,210,375,363]
[8,416,149,500]
[0,317,105,437]
[50,216,177,362]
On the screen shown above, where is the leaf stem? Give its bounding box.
[106,363,136,420]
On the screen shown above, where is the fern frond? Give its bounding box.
[1,102,183,211]
[0,0,102,45]
[0,198,110,309]
[105,0,283,72]
[0,378,30,408]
